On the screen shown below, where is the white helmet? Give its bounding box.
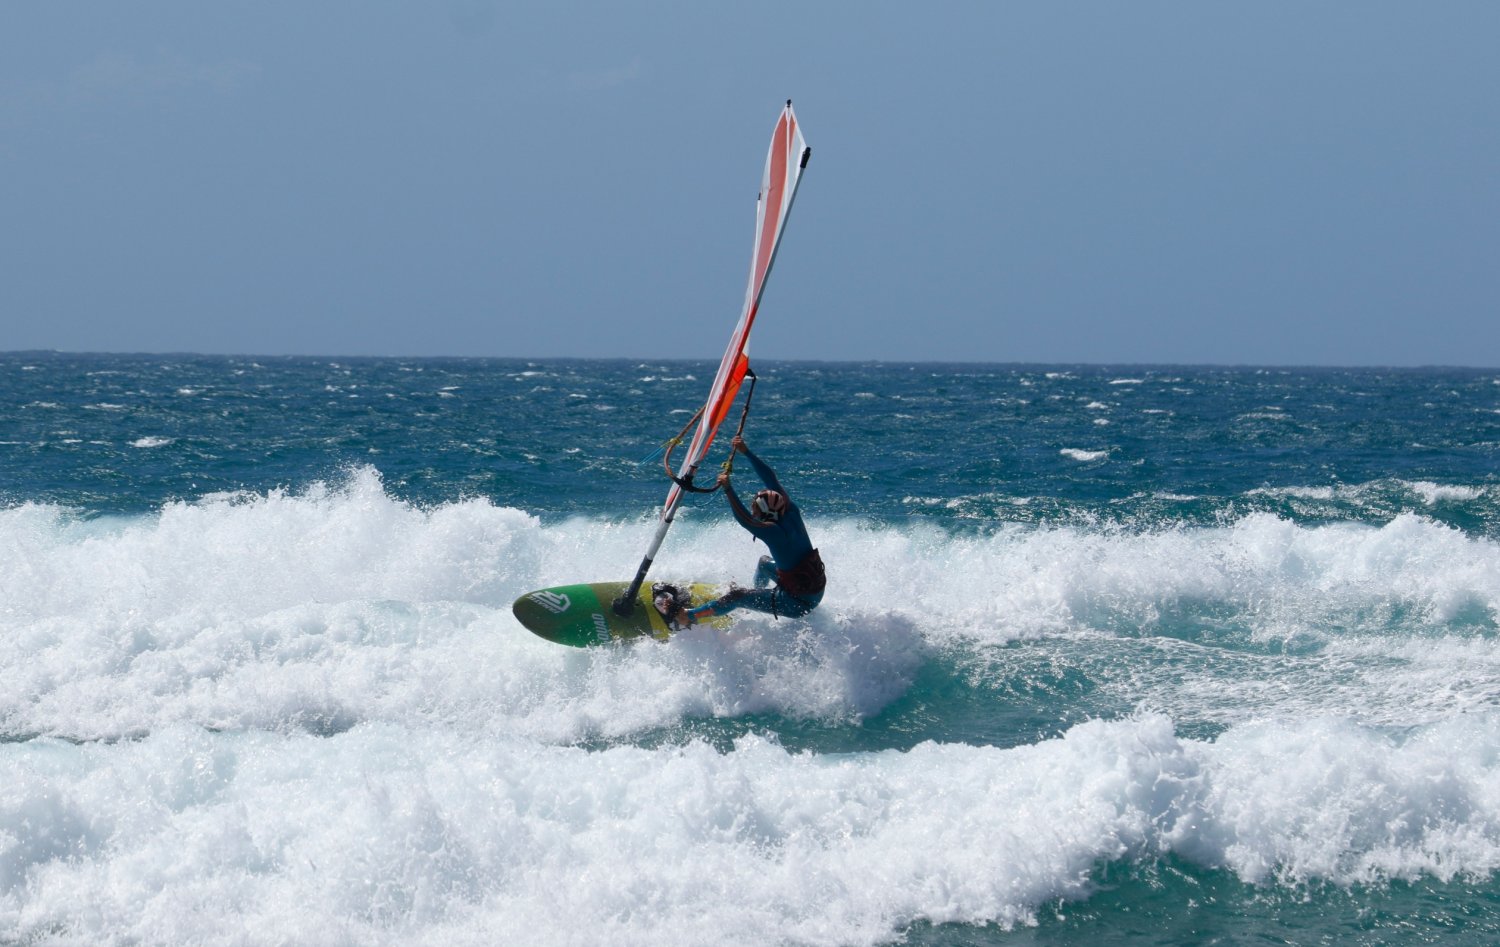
[752,490,788,522]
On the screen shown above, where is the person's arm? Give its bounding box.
[733,437,786,495]
[717,468,767,530]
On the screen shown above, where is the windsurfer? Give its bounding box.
[658,436,825,628]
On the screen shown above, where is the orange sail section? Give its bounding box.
[709,353,751,429]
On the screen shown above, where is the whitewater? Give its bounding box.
[2,355,1499,945]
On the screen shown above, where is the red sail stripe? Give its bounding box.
[750,114,791,311]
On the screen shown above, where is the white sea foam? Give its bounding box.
[3,473,1496,741]
[1409,481,1485,505]
[1060,448,1108,462]
[1250,480,1493,510]
[3,472,1500,942]
[0,473,925,743]
[130,436,173,448]
[8,713,1500,943]
[1249,485,1337,500]
[1238,412,1291,421]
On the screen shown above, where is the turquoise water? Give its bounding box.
[2,353,1498,944]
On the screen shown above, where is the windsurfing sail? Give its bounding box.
[614,100,812,615]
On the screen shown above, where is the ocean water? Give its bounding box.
[2,352,1499,946]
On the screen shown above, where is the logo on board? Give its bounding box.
[529,591,571,614]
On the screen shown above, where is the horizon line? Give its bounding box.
[3,348,1497,372]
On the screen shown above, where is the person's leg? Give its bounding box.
[753,555,777,589]
[769,588,822,619]
[685,585,777,624]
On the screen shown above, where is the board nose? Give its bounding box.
[511,593,569,644]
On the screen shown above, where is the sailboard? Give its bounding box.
[513,101,812,647]
[512,582,732,647]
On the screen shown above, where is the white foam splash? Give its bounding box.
[7,713,1500,943]
[1060,448,1108,462]
[2,472,1500,941]
[1409,481,1485,505]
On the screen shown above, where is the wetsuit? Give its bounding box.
[685,445,825,623]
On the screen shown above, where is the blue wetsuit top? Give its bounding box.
[725,445,814,570]
[679,444,823,624]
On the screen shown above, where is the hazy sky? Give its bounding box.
[3,2,1497,365]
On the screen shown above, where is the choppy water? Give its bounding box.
[2,352,1499,945]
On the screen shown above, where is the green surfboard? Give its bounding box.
[512,581,729,647]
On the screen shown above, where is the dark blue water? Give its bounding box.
[7,353,1497,526]
[2,352,1498,945]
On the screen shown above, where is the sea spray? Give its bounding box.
[4,357,1500,944]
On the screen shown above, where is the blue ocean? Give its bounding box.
[2,352,1499,945]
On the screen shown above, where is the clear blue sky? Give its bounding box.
[3,2,1497,366]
